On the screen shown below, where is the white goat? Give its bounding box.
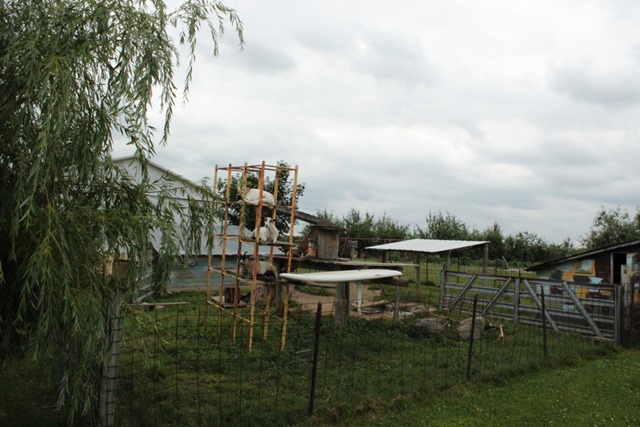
[242,188,275,206]
[266,217,279,244]
[253,221,269,243]
[253,217,279,244]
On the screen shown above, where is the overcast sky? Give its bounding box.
[113,0,640,245]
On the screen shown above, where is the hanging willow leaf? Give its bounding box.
[0,0,242,423]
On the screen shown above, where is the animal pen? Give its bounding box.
[106,260,622,422]
[99,163,626,426]
[112,284,613,426]
[441,271,618,341]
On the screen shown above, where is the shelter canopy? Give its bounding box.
[366,239,488,254]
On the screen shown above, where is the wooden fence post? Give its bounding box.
[335,282,349,327]
[98,291,123,427]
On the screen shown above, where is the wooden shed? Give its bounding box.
[157,225,283,292]
[527,239,640,346]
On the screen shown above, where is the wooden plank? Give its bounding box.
[274,206,343,229]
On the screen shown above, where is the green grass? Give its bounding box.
[0,358,70,427]
[314,348,640,427]
[112,296,610,426]
[0,287,627,427]
[4,347,637,426]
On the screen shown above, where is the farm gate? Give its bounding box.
[440,271,619,342]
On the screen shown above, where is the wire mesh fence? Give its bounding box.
[112,283,611,427]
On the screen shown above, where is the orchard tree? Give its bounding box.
[342,209,377,240]
[470,221,505,260]
[546,238,576,261]
[416,211,470,240]
[314,209,343,227]
[336,209,375,257]
[581,206,640,250]
[374,213,411,241]
[0,0,242,424]
[503,231,548,264]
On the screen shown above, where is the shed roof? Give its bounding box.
[527,238,640,272]
[366,238,488,253]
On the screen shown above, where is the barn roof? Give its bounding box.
[366,238,488,253]
[113,155,201,187]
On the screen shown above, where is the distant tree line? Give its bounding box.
[218,169,640,266]
[312,206,640,266]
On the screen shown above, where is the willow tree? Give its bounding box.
[0,0,242,424]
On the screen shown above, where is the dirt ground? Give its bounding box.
[290,283,435,318]
[290,283,378,313]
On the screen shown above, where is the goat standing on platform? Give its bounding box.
[266,217,279,244]
[253,219,269,243]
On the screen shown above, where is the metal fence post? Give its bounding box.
[466,295,479,381]
[308,302,323,417]
[540,288,548,359]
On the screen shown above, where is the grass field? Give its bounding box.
[112,290,613,426]
[0,262,633,427]
[0,357,70,427]
[4,346,637,426]
[324,348,640,427]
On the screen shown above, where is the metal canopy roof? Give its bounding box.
[366,239,488,254]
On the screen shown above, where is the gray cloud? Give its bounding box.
[350,27,439,87]
[549,63,640,108]
[113,0,640,245]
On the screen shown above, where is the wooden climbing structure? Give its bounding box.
[206,161,299,351]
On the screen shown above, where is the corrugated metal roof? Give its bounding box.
[152,225,283,256]
[211,226,283,256]
[366,238,488,253]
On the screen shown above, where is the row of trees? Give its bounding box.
[312,206,640,266]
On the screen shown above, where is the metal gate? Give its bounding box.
[621,266,640,346]
[440,271,617,342]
